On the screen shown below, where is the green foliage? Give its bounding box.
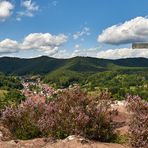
[0,56,148,75]
[113,135,129,144]
[0,56,65,75]
[14,120,41,140]
[0,74,23,90]
[0,90,25,110]
[0,73,24,110]
[28,84,41,92]
[44,70,85,88]
[86,71,148,100]
[44,70,148,100]
[0,90,7,98]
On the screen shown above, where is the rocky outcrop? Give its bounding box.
[0,136,129,148]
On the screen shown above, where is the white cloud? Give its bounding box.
[0,39,19,53]
[75,44,81,49]
[71,46,148,59]
[73,27,90,40]
[72,47,98,57]
[52,1,58,7]
[97,48,148,59]
[53,49,71,59]
[98,17,148,45]
[0,1,14,21]
[17,0,39,20]
[0,33,68,55]
[22,0,39,12]
[51,45,99,59]
[22,33,67,49]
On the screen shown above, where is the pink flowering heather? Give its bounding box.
[126,95,148,148]
[1,98,46,140]
[2,86,117,142]
[38,86,116,141]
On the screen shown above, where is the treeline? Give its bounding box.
[0,73,23,90]
[0,73,25,110]
[44,70,148,100]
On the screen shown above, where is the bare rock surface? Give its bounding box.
[44,135,129,148]
[0,136,129,148]
[112,101,129,136]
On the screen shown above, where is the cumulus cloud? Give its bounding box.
[71,45,148,59]
[0,1,14,21]
[97,48,148,59]
[0,33,68,55]
[72,46,98,57]
[73,27,90,40]
[54,49,71,59]
[51,45,99,58]
[98,17,148,45]
[22,33,67,49]
[0,39,19,54]
[17,0,39,20]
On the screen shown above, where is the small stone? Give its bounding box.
[9,140,17,145]
[66,135,76,141]
[80,139,90,144]
[14,140,19,144]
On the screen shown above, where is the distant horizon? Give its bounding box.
[0,55,148,60]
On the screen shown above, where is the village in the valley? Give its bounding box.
[21,77,55,102]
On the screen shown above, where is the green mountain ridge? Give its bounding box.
[0,56,148,75]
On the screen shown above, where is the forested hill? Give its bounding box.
[0,56,148,75]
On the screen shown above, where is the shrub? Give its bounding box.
[2,87,117,142]
[1,99,45,140]
[0,90,25,111]
[127,95,148,148]
[113,135,129,144]
[38,87,116,142]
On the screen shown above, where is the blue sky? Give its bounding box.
[1,0,148,58]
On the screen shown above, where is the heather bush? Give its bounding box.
[38,87,116,142]
[127,95,148,148]
[2,87,117,142]
[1,98,45,140]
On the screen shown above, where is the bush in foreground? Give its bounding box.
[1,99,45,140]
[38,87,116,141]
[2,87,116,141]
[127,96,148,148]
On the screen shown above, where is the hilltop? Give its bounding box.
[0,56,147,75]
